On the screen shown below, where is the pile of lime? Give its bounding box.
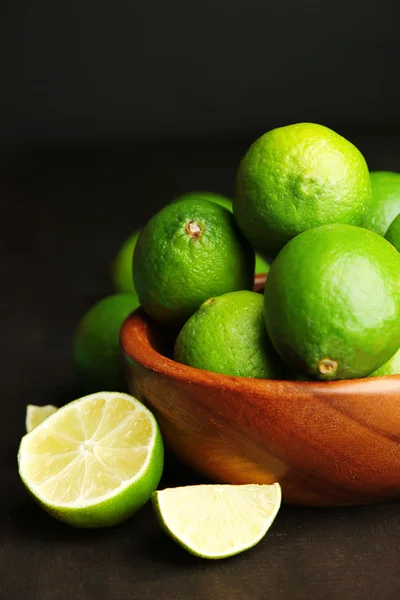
[73,191,270,394]
[134,123,400,383]
[17,122,400,559]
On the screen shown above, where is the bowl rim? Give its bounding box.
[120,307,400,395]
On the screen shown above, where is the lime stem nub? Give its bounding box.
[318,358,338,375]
[185,220,202,239]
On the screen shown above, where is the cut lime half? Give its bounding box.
[152,483,281,559]
[18,392,164,528]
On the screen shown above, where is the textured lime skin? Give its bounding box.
[385,213,400,252]
[112,195,267,294]
[18,393,164,528]
[133,199,254,326]
[112,195,232,295]
[234,123,371,257]
[369,348,400,377]
[264,224,400,380]
[112,231,141,294]
[174,291,283,378]
[363,171,400,236]
[74,294,140,392]
[173,192,270,274]
[171,190,233,212]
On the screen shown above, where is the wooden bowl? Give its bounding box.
[120,278,400,507]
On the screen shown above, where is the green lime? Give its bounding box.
[74,294,140,392]
[264,224,400,380]
[171,190,233,212]
[112,193,269,294]
[174,291,283,378]
[369,348,400,377]
[18,392,164,528]
[133,199,254,326]
[362,171,400,236]
[385,213,400,252]
[234,123,371,257]
[112,195,231,295]
[111,231,140,294]
[255,253,270,275]
[152,483,281,559]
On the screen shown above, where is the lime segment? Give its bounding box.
[152,483,281,559]
[25,405,58,432]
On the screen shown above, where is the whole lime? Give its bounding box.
[111,231,141,294]
[369,347,400,377]
[174,291,283,378]
[112,193,269,295]
[362,171,400,236]
[133,199,254,326]
[385,213,400,252]
[264,224,400,380]
[234,123,371,257]
[113,194,231,295]
[73,293,140,391]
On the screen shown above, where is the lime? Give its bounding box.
[173,191,270,275]
[174,291,283,378]
[362,171,400,236]
[133,199,254,326]
[264,224,400,380]
[152,483,281,559]
[111,231,141,294]
[73,294,140,392]
[112,194,231,295]
[112,194,269,294]
[234,123,371,257]
[171,190,233,212]
[385,213,400,252]
[369,348,400,377]
[18,392,164,528]
[26,405,58,432]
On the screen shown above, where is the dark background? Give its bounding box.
[2,0,400,145]
[2,2,400,599]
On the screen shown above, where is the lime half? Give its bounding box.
[26,405,58,432]
[152,483,281,559]
[18,392,164,528]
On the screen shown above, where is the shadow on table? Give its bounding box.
[8,500,118,544]
[138,528,205,568]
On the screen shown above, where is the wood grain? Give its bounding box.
[121,307,400,506]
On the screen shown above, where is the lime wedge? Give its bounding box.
[152,483,281,559]
[25,404,58,432]
[18,392,164,528]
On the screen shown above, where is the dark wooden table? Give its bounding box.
[2,134,400,600]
